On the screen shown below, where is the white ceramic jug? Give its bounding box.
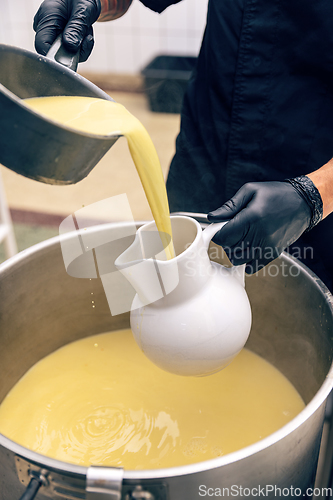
[115,216,252,376]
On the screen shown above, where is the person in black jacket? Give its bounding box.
[34,0,333,290]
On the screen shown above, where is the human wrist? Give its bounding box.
[98,0,132,21]
[286,176,323,231]
[307,158,333,219]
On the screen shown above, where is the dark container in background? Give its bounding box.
[141,55,197,113]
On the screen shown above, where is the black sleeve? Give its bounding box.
[139,0,183,13]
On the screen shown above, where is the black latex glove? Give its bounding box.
[33,0,101,62]
[207,181,314,274]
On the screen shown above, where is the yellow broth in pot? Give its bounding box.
[0,329,304,470]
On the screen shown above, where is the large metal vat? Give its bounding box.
[0,223,333,499]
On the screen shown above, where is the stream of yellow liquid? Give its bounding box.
[23,95,174,259]
[0,329,305,470]
[11,95,305,470]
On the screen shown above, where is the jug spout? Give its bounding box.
[115,228,178,308]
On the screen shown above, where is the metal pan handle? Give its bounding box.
[46,34,80,71]
[18,477,43,500]
[17,467,49,500]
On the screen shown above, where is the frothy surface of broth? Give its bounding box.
[0,329,305,469]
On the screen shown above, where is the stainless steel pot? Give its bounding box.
[0,222,333,499]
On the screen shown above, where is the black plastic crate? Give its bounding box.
[141,55,197,113]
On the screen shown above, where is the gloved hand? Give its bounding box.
[207,178,322,274]
[33,0,101,62]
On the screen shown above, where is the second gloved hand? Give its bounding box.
[33,0,101,62]
[207,179,320,274]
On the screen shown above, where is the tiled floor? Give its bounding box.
[0,90,181,261]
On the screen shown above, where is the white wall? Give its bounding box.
[0,0,208,74]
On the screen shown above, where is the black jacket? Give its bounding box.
[142,0,333,290]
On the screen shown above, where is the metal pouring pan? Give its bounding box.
[0,41,120,185]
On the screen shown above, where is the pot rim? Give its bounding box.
[0,227,332,480]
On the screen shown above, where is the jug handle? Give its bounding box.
[202,221,246,287]
[46,34,79,72]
